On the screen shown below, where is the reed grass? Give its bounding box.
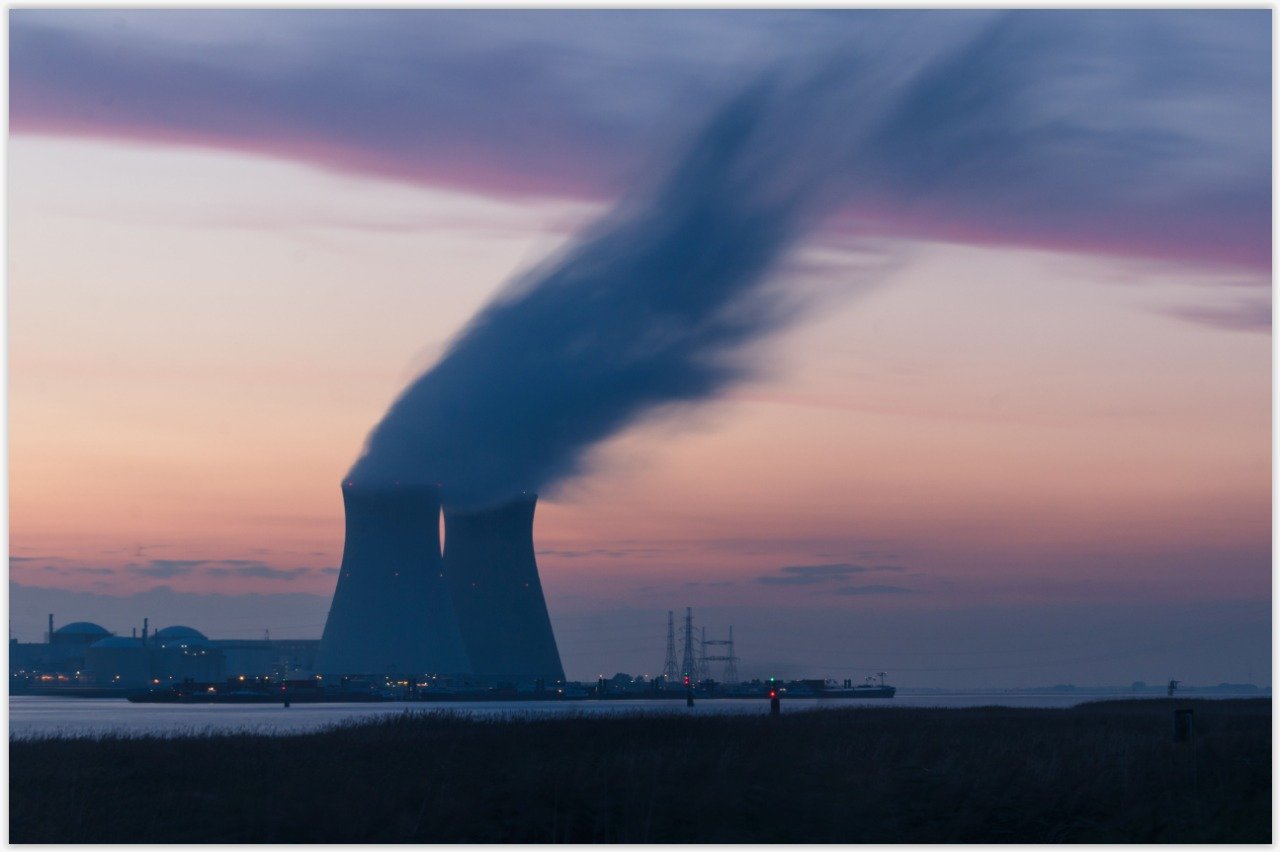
[9,697,1269,842]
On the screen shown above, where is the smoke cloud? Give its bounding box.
[346,33,934,506]
[348,14,1268,508]
[348,83,818,506]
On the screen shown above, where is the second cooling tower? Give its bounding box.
[442,495,565,683]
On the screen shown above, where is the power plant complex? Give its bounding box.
[10,616,319,692]
[316,481,564,684]
[11,481,568,693]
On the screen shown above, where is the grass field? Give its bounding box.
[9,697,1270,842]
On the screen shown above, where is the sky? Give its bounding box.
[7,9,1271,688]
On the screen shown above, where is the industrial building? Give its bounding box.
[10,616,319,690]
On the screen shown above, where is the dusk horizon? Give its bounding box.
[9,9,1271,691]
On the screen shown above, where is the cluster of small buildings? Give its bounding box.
[10,616,319,690]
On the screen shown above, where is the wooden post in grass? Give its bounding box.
[1173,708,1193,742]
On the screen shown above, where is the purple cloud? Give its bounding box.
[759,563,908,586]
[203,564,313,581]
[9,10,1270,270]
[1161,298,1271,334]
[120,559,320,581]
[828,584,916,596]
[128,560,207,578]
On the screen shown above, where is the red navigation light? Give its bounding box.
[683,676,690,686]
[768,689,777,699]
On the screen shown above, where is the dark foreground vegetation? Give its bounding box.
[10,698,1269,843]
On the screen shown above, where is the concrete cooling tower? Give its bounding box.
[317,482,471,676]
[442,495,565,683]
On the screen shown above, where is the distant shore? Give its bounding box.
[10,698,1270,843]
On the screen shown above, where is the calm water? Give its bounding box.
[10,691,1261,739]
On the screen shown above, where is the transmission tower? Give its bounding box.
[701,624,740,684]
[680,607,699,683]
[662,610,679,683]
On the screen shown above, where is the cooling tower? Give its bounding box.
[317,481,471,676]
[442,495,565,683]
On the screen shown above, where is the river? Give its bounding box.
[8,691,1264,739]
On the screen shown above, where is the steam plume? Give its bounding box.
[347,65,880,508]
[347,14,1260,508]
